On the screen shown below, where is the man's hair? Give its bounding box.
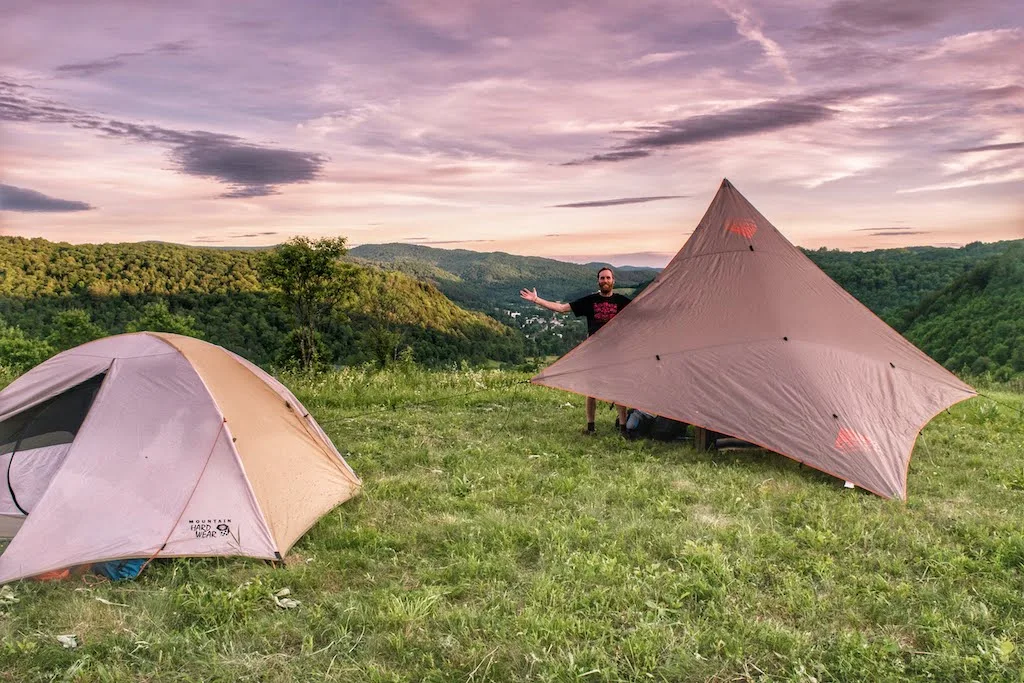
[597,266,614,278]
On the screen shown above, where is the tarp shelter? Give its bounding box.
[0,332,361,583]
[533,179,976,499]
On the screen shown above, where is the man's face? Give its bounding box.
[598,269,614,293]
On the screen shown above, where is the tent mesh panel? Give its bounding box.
[0,373,106,455]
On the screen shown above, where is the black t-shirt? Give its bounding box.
[570,292,631,336]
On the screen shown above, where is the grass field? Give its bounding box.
[1,367,1022,682]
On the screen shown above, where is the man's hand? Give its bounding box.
[520,287,538,303]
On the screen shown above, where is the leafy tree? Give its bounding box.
[46,309,107,350]
[276,328,330,372]
[258,237,353,370]
[0,318,56,372]
[365,282,406,368]
[125,300,203,337]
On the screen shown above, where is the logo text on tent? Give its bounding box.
[727,219,757,239]
[188,518,233,539]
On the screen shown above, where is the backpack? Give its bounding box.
[625,409,689,441]
[649,415,689,441]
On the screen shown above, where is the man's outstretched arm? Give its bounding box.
[520,287,571,313]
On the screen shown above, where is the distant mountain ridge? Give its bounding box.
[351,239,1024,320]
[349,243,660,308]
[353,239,1024,371]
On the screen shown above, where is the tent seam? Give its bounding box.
[221,420,281,557]
[139,420,230,574]
[140,334,281,554]
[221,350,359,484]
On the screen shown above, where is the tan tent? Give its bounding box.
[0,332,360,583]
[533,179,975,499]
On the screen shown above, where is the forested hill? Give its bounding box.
[351,239,1024,374]
[348,243,660,310]
[3,236,1022,377]
[804,240,1023,323]
[350,240,1024,323]
[0,237,523,368]
[900,245,1024,379]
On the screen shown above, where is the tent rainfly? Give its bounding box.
[0,332,361,583]
[533,179,976,499]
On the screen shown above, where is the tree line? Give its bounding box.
[0,236,524,372]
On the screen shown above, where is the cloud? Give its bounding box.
[0,80,326,198]
[552,195,685,208]
[0,184,94,212]
[405,238,494,245]
[852,226,919,232]
[828,0,962,32]
[628,100,833,148]
[950,142,1024,153]
[193,229,280,241]
[803,0,973,43]
[629,51,691,68]
[55,55,143,77]
[55,40,192,77]
[717,1,795,83]
[553,251,677,268]
[867,230,931,236]
[217,185,279,199]
[570,95,841,164]
[172,141,325,198]
[897,168,1024,193]
[562,150,651,166]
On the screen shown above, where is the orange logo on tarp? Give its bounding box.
[727,219,757,239]
[834,427,872,453]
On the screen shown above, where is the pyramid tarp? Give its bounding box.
[533,179,975,499]
[0,332,361,583]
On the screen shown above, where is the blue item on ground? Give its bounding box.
[91,558,146,581]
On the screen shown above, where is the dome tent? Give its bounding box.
[533,179,976,499]
[0,332,360,583]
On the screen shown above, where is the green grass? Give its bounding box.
[1,367,1023,682]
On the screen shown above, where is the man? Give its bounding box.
[520,266,632,435]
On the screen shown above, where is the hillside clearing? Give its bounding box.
[1,368,1022,682]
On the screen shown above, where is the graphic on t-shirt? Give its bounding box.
[593,301,620,322]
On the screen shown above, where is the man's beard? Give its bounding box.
[599,283,613,293]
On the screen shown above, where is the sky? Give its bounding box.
[1,0,1022,267]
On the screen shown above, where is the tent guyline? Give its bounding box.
[975,393,1024,417]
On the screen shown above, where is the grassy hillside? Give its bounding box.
[0,237,523,368]
[0,367,1021,681]
[900,246,1024,379]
